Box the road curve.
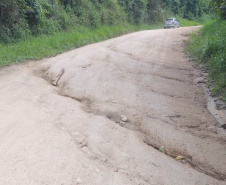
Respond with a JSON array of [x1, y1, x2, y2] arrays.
[[0, 26, 226, 185]]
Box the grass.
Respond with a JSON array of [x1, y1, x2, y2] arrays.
[[0, 24, 162, 67], [185, 20, 226, 101], [177, 18, 200, 27]]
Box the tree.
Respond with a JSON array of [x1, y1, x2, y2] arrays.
[[211, 0, 226, 19], [146, 0, 164, 23], [0, 0, 29, 43], [163, 0, 212, 20], [118, 0, 148, 24]]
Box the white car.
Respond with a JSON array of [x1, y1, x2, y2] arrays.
[[164, 18, 180, 29]]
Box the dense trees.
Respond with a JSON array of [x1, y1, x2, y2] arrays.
[[118, 0, 147, 24], [0, 0, 29, 43], [163, 0, 212, 20], [0, 0, 127, 43], [146, 0, 164, 23], [0, 0, 221, 44], [210, 0, 226, 19], [117, 0, 164, 24], [163, 0, 226, 20]]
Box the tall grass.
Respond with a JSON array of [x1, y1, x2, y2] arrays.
[[185, 20, 226, 100], [0, 24, 162, 67]]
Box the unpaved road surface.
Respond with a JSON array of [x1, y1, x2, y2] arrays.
[[0, 27, 226, 185]]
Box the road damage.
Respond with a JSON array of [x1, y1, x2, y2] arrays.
[[0, 27, 225, 185]]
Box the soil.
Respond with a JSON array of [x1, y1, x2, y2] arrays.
[[0, 26, 226, 185]]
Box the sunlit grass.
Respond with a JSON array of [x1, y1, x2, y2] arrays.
[[0, 24, 161, 67], [185, 20, 226, 100], [178, 18, 200, 27]]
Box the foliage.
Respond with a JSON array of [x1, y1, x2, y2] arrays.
[[1, 0, 214, 45], [77, 0, 126, 28], [163, 0, 214, 20], [0, 23, 162, 67], [146, 0, 165, 23], [186, 20, 226, 99], [177, 18, 200, 27], [25, 0, 75, 35], [0, 0, 128, 43], [118, 0, 148, 24], [0, 0, 30, 43], [210, 0, 226, 19], [196, 13, 215, 23]]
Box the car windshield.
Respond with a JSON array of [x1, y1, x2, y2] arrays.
[[166, 19, 173, 21]]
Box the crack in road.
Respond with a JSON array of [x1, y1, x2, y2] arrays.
[[57, 91, 226, 181], [2, 27, 225, 185]]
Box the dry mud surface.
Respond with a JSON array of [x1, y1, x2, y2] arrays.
[[0, 27, 226, 185]]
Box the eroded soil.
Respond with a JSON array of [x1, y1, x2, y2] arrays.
[[0, 26, 226, 185]]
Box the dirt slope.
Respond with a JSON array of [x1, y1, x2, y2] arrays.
[[0, 26, 226, 185]]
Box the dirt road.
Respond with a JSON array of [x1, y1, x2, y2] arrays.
[[0, 27, 226, 185]]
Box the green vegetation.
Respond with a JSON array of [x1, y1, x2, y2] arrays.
[[0, 0, 127, 44], [210, 0, 226, 19], [0, 0, 165, 67], [177, 18, 200, 27], [185, 0, 226, 100], [1, 0, 224, 102], [0, 0, 165, 44], [0, 0, 219, 68], [186, 20, 226, 100], [163, 0, 214, 21], [0, 0, 212, 44], [0, 24, 162, 67]]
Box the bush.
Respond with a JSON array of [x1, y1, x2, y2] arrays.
[[0, 0, 127, 44], [146, 0, 165, 24], [0, 0, 30, 43], [210, 0, 226, 20], [118, 0, 148, 24], [25, 0, 76, 35], [186, 20, 226, 100]]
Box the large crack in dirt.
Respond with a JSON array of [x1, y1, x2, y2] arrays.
[[56, 90, 226, 181], [38, 52, 226, 181]]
